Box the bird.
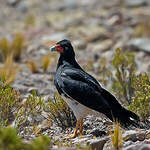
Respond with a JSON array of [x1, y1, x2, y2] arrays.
[[50, 39, 140, 138]]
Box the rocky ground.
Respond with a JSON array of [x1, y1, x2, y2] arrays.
[[0, 0, 150, 149]]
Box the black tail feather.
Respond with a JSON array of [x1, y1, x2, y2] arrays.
[[111, 107, 140, 128]]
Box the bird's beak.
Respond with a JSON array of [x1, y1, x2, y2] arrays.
[[50, 44, 64, 53]]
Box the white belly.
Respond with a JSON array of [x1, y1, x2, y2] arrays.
[[61, 94, 95, 120]]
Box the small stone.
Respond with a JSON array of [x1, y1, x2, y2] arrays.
[[125, 0, 149, 7], [89, 138, 108, 150], [123, 130, 137, 142], [124, 144, 150, 150], [42, 33, 67, 42], [7, 0, 19, 6], [27, 87, 38, 94], [126, 38, 150, 54], [146, 130, 150, 139], [92, 40, 113, 52], [137, 131, 146, 141], [16, 1, 28, 12], [51, 147, 79, 150], [90, 128, 106, 137], [73, 40, 86, 50]]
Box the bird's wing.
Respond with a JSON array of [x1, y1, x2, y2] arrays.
[[56, 68, 112, 112]]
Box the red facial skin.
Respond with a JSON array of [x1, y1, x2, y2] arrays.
[[55, 44, 64, 53]]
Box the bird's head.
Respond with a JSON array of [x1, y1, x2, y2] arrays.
[[50, 39, 75, 58]]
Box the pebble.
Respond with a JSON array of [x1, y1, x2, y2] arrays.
[[127, 38, 150, 54]]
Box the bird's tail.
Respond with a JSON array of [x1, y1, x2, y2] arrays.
[[111, 107, 140, 128]]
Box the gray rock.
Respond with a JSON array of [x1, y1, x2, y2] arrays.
[[123, 130, 146, 142], [127, 38, 150, 54], [90, 128, 106, 137], [91, 40, 113, 52], [73, 40, 86, 50], [7, 0, 19, 6], [52, 147, 79, 150], [125, 0, 149, 7], [124, 144, 150, 150], [51, 0, 78, 11], [89, 138, 108, 150], [123, 130, 137, 142], [16, 1, 28, 12], [42, 33, 67, 42]]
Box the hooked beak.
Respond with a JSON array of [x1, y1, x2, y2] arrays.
[[50, 44, 64, 53]]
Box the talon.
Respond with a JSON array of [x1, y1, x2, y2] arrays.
[[66, 132, 78, 139], [66, 120, 81, 139]]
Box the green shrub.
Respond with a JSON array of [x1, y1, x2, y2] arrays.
[[112, 48, 136, 104], [0, 126, 51, 150], [27, 135, 51, 150], [0, 81, 20, 126], [45, 92, 76, 129], [0, 126, 23, 150], [129, 74, 150, 121], [15, 91, 45, 134]]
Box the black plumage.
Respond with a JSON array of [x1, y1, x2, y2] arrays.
[[51, 39, 140, 128]]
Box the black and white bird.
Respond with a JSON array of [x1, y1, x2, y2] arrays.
[[50, 39, 140, 138]]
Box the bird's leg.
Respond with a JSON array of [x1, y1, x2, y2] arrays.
[[79, 118, 83, 138], [67, 120, 80, 139]]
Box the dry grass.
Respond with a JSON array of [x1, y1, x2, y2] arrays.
[[110, 122, 123, 150], [0, 37, 10, 61], [42, 54, 51, 72], [0, 55, 19, 85], [11, 33, 25, 61], [26, 60, 38, 73], [0, 33, 25, 62]]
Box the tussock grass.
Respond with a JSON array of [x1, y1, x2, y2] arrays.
[[0, 33, 25, 62], [26, 60, 38, 73], [11, 33, 25, 61], [0, 55, 19, 85], [110, 122, 123, 150], [42, 54, 51, 72]]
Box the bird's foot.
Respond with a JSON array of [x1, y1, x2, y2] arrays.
[[66, 132, 78, 139]]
